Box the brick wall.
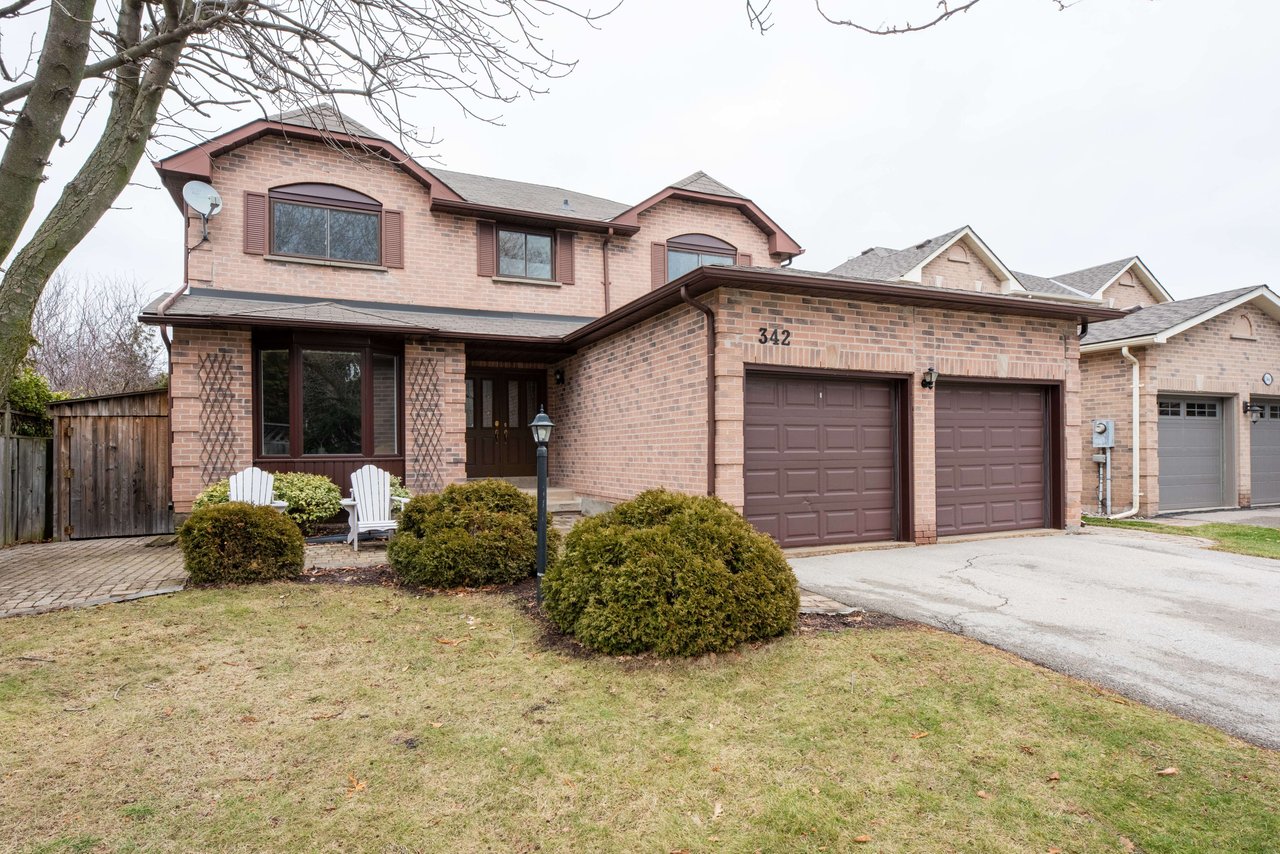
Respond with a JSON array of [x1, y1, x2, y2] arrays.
[[919, 238, 1007, 295], [548, 304, 708, 500], [187, 137, 779, 319], [1080, 301, 1280, 515], [169, 327, 254, 512], [549, 287, 1082, 543]]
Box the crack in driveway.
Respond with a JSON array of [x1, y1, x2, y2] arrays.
[[941, 552, 1009, 633]]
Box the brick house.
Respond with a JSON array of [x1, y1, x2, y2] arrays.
[[143, 108, 1122, 547], [1062, 273, 1280, 516]]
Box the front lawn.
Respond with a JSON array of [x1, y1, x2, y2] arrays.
[[1, 584, 1276, 852], [1085, 515, 1280, 560]]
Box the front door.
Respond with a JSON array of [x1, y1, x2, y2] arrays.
[[465, 371, 546, 478]]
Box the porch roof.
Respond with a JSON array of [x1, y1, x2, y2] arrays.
[[140, 288, 593, 345]]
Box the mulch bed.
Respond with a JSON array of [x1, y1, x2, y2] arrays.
[[299, 564, 397, 587]]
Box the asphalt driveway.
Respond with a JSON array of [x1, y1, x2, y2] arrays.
[[790, 529, 1280, 749]]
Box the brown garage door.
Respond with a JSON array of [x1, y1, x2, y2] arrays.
[[935, 384, 1047, 536], [744, 373, 899, 548]]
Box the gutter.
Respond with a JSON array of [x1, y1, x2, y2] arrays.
[[679, 284, 717, 497], [1108, 346, 1142, 519], [430, 198, 639, 235]]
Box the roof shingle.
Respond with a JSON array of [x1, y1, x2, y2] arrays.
[[826, 227, 967, 281], [1081, 286, 1261, 345]]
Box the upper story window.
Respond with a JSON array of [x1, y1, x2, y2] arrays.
[[666, 233, 736, 283], [270, 183, 382, 265], [947, 244, 970, 263], [498, 227, 553, 280]]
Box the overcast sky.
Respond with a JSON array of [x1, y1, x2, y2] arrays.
[[28, 0, 1280, 305]]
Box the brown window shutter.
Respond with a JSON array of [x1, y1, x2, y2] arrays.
[[651, 242, 667, 289], [737, 252, 752, 267], [556, 231, 575, 284], [243, 191, 268, 255], [382, 210, 404, 268], [476, 221, 496, 276]]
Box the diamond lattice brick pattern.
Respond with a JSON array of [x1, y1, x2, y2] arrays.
[[407, 356, 444, 492], [198, 351, 238, 483]]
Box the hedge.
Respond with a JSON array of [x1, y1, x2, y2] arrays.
[[178, 502, 304, 584]]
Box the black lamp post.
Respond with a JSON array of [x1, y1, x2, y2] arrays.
[[530, 407, 554, 604]]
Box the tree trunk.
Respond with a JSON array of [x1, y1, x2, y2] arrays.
[[0, 0, 96, 267], [0, 17, 187, 405]]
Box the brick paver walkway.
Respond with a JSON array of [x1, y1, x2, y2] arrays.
[[0, 538, 186, 618]]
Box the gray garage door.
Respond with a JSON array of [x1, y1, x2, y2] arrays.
[[1251, 400, 1280, 505], [744, 373, 899, 548], [1158, 397, 1226, 511], [935, 384, 1047, 536]]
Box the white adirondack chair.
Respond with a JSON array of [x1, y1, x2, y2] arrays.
[[229, 466, 288, 511], [341, 464, 408, 551]]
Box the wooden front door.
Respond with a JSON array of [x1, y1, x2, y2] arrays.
[[465, 371, 546, 478]]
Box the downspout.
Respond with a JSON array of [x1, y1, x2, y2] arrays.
[[1108, 345, 1141, 519], [601, 227, 613, 314], [680, 284, 716, 496]]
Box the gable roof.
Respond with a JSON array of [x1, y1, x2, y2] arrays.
[[153, 108, 800, 253], [826, 226, 1032, 295], [266, 105, 379, 139], [1012, 271, 1093, 299], [1081, 285, 1278, 350], [669, 171, 744, 199], [428, 168, 629, 222], [1052, 256, 1173, 303]]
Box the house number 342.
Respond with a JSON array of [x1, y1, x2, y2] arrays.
[[757, 327, 791, 346]]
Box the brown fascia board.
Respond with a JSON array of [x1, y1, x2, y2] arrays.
[[611, 187, 804, 258], [429, 198, 640, 235], [565, 267, 1127, 348], [151, 120, 465, 210], [140, 266, 1123, 354]]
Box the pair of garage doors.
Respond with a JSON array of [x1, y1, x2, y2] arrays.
[[1157, 396, 1280, 510], [744, 373, 1052, 548]]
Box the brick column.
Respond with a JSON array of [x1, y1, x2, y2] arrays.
[[169, 327, 253, 512], [911, 375, 937, 544], [403, 338, 467, 494]]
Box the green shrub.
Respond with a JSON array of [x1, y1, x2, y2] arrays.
[[178, 502, 304, 584], [542, 489, 798, 657], [389, 479, 554, 588], [192, 471, 345, 536], [6, 365, 63, 437]]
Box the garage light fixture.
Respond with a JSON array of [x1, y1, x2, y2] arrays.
[[921, 367, 939, 390], [1244, 400, 1265, 424]]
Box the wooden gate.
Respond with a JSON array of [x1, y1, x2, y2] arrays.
[[50, 390, 171, 540]]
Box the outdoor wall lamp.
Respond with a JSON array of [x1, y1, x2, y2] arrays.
[[1244, 400, 1265, 424], [530, 407, 554, 604], [921, 367, 939, 389]]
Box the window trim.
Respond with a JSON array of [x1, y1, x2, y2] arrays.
[[268, 183, 384, 266], [252, 332, 404, 460], [496, 225, 556, 281]]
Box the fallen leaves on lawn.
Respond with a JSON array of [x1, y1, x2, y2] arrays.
[[239, 715, 259, 724], [976, 790, 992, 800], [345, 774, 366, 796], [1018, 744, 1036, 755], [310, 711, 342, 721], [853, 835, 872, 844], [431, 721, 444, 728], [712, 802, 723, 821], [1047, 771, 1060, 783], [910, 731, 929, 739], [1120, 836, 1136, 852], [1156, 766, 1179, 776]]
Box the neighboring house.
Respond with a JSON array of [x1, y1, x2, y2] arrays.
[[143, 108, 1120, 548], [1076, 284, 1280, 515]]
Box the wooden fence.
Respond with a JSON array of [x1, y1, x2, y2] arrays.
[[50, 389, 171, 540], [1, 406, 52, 546]]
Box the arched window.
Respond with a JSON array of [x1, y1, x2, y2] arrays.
[[269, 183, 383, 264], [1118, 270, 1137, 286], [946, 243, 970, 263], [666, 233, 737, 283]]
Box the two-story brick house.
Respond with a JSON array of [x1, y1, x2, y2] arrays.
[[144, 107, 1122, 547]]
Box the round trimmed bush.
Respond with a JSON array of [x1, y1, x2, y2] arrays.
[[178, 502, 304, 585], [192, 471, 356, 536], [388, 479, 553, 588], [542, 489, 799, 657]]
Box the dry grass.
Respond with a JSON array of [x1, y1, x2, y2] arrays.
[[1, 583, 1277, 853], [1085, 516, 1280, 560]]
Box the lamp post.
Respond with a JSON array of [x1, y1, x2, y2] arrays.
[[530, 407, 554, 605]]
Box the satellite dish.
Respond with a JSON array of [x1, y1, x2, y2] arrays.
[[182, 180, 222, 217], [182, 180, 223, 244]]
